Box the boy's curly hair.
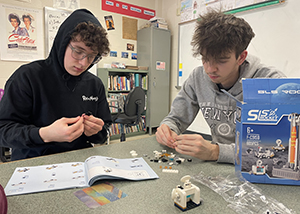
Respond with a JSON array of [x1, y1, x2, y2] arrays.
[[191, 10, 255, 60], [71, 21, 110, 56]]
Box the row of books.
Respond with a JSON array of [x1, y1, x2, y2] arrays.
[[107, 93, 126, 113], [108, 73, 148, 91], [109, 116, 146, 136], [107, 93, 147, 113], [151, 21, 168, 30], [150, 17, 168, 30], [140, 17, 169, 30]]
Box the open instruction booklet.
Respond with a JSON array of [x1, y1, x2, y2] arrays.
[[5, 155, 159, 196]]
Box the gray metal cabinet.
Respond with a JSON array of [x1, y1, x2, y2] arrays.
[[137, 27, 171, 134]]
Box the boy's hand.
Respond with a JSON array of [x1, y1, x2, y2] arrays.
[[174, 134, 219, 161], [82, 114, 105, 137], [155, 124, 178, 149], [39, 116, 84, 143]]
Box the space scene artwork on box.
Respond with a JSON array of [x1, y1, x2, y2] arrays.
[[235, 78, 300, 185]]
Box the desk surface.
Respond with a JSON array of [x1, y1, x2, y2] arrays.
[[0, 136, 298, 214]]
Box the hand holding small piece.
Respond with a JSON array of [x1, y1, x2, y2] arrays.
[[82, 112, 105, 137], [155, 124, 178, 149], [39, 116, 84, 143], [174, 134, 219, 161]]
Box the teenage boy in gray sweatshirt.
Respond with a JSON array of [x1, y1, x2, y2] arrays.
[[156, 10, 285, 164]]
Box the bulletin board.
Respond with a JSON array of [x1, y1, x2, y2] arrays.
[[122, 16, 137, 40], [177, 0, 285, 87], [44, 7, 72, 56]]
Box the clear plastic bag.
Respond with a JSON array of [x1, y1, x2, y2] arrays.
[[192, 172, 296, 214]]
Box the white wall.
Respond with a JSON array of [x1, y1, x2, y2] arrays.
[[160, 0, 300, 135], [242, 1, 300, 77], [0, 0, 159, 89], [1, 0, 297, 136]]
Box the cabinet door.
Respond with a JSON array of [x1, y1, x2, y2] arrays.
[[138, 27, 171, 131], [148, 28, 171, 128]]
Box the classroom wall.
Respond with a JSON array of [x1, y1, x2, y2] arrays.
[[2, 0, 297, 136], [160, 0, 181, 107], [160, 0, 210, 134], [0, 0, 161, 89], [160, 0, 300, 135]]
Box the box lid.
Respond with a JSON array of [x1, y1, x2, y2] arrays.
[[242, 78, 300, 104]]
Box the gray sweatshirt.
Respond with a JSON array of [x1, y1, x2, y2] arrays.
[[161, 54, 286, 164]]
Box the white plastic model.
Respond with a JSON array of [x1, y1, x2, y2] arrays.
[[252, 159, 267, 175], [171, 175, 201, 211]]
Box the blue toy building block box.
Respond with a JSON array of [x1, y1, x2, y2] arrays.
[[235, 78, 300, 185]]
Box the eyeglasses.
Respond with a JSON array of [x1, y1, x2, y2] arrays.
[[69, 44, 102, 64]]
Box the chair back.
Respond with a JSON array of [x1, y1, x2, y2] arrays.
[[124, 87, 145, 119]]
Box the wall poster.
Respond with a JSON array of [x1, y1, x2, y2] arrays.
[[44, 7, 72, 56], [0, 4, 44, 61]]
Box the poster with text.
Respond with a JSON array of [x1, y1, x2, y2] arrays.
[[53, 0, 80, 10], [0, 4, 44, 61]]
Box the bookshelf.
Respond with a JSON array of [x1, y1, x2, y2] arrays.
[[97, 68, 148, 139]]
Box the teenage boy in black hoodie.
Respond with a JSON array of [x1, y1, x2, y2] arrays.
[[0, 9, 112, 161]]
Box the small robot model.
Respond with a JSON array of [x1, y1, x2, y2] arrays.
[[252, 159, 268, 175], [171, 175, 201, 211]]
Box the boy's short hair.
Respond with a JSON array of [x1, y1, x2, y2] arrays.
[[70, 21, 110, 56], [191, 10, 255, 60]]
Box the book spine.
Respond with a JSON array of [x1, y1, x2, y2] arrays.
[[134, 73, 138, 87]]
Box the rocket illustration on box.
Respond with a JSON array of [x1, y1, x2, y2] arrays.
[[273, 113, 300, 180]]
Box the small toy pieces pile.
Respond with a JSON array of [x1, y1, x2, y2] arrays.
[[149, 150, 192, 173], [150, 150, 191, 164], [129, 149, 192, 173]]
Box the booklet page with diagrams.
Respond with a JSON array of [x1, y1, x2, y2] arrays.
[[5, 155, 159, 196]]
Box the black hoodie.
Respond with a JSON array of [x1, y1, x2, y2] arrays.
[[0, 9, 112, 161]]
